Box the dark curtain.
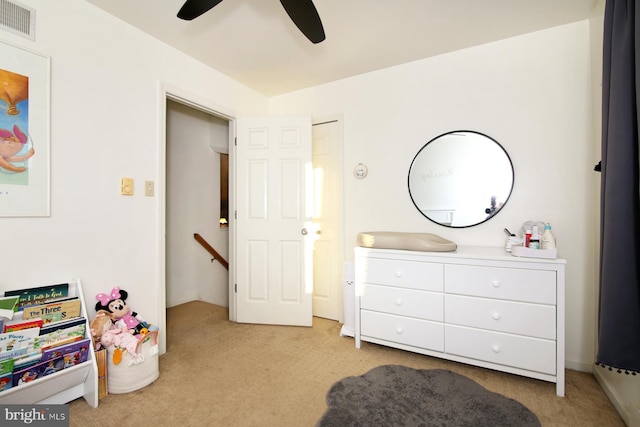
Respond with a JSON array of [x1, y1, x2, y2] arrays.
[[597, 0, 640, 374]]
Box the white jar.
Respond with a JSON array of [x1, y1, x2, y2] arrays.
[[505, 236, 522, 252]]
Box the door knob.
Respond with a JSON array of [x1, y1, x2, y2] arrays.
[[301, 228, 308, 235]]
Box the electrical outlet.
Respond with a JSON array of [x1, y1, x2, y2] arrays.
[[120, 177, 134, 195], [145, 180, 154, 197]]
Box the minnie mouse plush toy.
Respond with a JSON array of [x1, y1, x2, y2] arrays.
[[95, 287, 149, 337]]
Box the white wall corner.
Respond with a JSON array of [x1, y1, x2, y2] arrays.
[[593, 368, 640, 427]]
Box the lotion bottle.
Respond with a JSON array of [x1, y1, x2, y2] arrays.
[[529, 225, 540, 249], [525, 229, 532, 247], [542, 223, 556, 250]]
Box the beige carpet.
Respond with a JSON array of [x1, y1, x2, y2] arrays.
[[69, 301, 624, 426]]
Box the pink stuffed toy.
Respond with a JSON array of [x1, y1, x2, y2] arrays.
[[90, 310, 115, 351], [95, 286, 149, 337], [100, 326, 139, 364]]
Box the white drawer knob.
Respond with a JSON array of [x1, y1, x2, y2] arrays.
[[492, 345, 501, 353], [395, 270, 403, 278], [395, 298, 403, 306], [492, 312, 501, 320], [491, 280, 500, 288], [396, 327, 403, 334]]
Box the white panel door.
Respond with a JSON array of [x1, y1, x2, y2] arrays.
[[236, 116, 313, 326]]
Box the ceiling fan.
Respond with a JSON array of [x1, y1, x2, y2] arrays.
[[177, 0, 326, 44]]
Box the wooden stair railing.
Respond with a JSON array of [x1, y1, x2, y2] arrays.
[[194, 233, 229, 270]]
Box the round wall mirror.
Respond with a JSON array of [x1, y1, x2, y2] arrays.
[[408, 130, 514, 228]]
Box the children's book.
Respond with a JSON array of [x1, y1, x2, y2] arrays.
[[3, 317, 44, 333], [0, 374, 11, 392], [12, 355, 64, 387], [40, 336, 84, 353], [12, 350, 43, 370], [4, 283, 69, 311], [0, 327, 40, 353], [37, 322, 85, 345], [0, 295, 19, 319], [36, 323, 86, 351], [0, 348, 27, 362], [0, 359, 13, 375], [41, 338, 91, 365], [39, 316, 86, 336], [95, 348, 107, 399], [0, 359, 13, 392], [22, 298, 81, 323]]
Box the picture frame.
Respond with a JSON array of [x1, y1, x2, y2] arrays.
[[0, 40, 50, 217]]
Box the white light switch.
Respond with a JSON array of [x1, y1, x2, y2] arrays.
[[145, 180, 154, 197]]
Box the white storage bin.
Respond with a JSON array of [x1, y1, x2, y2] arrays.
[[106, 330, 159, 394]]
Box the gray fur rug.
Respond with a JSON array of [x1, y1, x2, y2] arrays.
[[317, 365, 541, 427]]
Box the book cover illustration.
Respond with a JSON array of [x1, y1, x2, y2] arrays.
[[4, 283, 69, 311], [0, 371, 12, 392], [0, 327, 40, 353], [0, 359, 14, 392], [40, 335, 84, 353], [0, 295, 19, 319], [39, 316, 86, 336], [12, 350, 42, 370], [0, 359, 12, 392], [36, 322, 86, 350], [3, 317, 44, 333], [0, 348, 27, 362], [0, 358, 14, 375], [22, 298, 81, 323], [42, 338, 91, 367], [12, 355, 64, 387]]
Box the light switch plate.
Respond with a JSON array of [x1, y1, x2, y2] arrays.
[[145, 180, 154, 197], [121, 177, 134, 195]]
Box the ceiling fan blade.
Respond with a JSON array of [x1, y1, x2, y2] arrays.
[[279, 0, 325, 44], [177, 0, 224, 21]]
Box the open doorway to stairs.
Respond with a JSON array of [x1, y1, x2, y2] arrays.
[[165, 99, 231, 312], [162, 92, 345, 337]]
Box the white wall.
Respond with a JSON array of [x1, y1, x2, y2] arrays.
[[0, 0, 606, 377], [0, 0, 268, 351], [166, 100, 229, 308], [270, 21, 598, 371]]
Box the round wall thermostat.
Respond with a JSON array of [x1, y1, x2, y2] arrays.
[[353, 163, 368, 179]]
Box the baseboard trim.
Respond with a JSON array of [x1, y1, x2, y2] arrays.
[[593, 367, 637, 426], [565, 359, 593, 372], [167, 294, 199, 308]]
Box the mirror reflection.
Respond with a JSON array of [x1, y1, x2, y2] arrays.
[[408, 130, 514, 228]]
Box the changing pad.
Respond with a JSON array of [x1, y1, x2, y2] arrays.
[[357, 231, 457, 252]]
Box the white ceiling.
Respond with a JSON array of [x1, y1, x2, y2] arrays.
[[84, 0, 600, 97]]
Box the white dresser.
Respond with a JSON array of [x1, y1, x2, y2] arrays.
[[354, 246, 566, 396]]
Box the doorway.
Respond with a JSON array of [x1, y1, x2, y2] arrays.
[[165, 99, 231, 309], [160, 91, 345, 342]]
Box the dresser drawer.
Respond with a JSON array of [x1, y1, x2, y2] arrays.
[[361, 310, 444, 352], [445, 295, 555, 339], [445, 264, 556, 304], [359, 257, 443, 291], [445, 325, 556, 375], [361, 284, 443, 321]]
